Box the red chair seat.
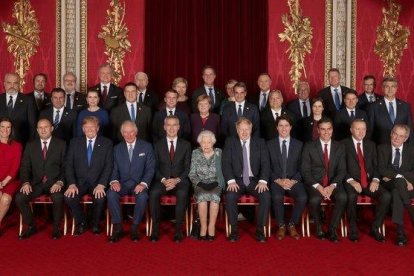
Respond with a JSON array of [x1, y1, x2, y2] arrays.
[[160, 195, 177, 204], [120, 195, 136, 204], [32, 195, 53, 203], [81, 194, 93, 202], [357, 195, 374, 204], [283, 196, 295, 204], [238, 195, 258, 204]]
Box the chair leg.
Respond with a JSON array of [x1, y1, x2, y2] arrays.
[[225, 211, 229, 237], [71, 217, 75, 236], [185, 208, 189, 237], [301, 210, 306, 237], [106, 208, 110, 236], [306, 211, 310, 237], [63, 208, 67, 236], [189, 204, 194, 234], [19, 213, 23, 236], [343, 213, 348, 237], [340, 218, 345, 237], [145, 209, 149, 237], [267, 213, 271, 237]]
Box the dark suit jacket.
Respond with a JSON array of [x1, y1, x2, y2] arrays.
[[110, 102, 152, 143], [318, 86, 352, 119], [191, 86, 224, 114], [298, 115, 330, 143], [222, 136, 270, 183], [140, 89, 159, 112], [301, 139, 346, 187], [267, 137, 303, 182], [357, 92, 383, 112], [152, 109, 191, 142], [153, 138, 191, 182], [111, 140, 155, 187], [20, 137, 66, 186], [368, 98, 413, 144], [190, 113, 220, 146], [90, 83, 125, 111], [287, 98, 310, 119], [0, 93, 36, 143], [260, 107, 297, 141], [342, 138, 379, 182], [248, 91, 270, 112], [67, 91, 87, 111], [221, 101, 260, 138], [377, 143, 414, 184], [65, 136, 113, 187], [27, 91, 51, 112], [333, 107, 368, 140], [39, 107, 77, 144]]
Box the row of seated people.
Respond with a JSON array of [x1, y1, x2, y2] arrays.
[[0, 112, 413, 246], [1, 67, 412, 150]]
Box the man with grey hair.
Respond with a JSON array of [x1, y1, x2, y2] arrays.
[[135, 71, 159, 112], [62, 72, 87, 111], [287, 80, 311, 119]]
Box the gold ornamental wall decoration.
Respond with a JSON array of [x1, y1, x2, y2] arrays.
[[98, 0, 131, 85], [278, 0, 312, 93], [2, 0, 40, 90], [374, 0, 410, 77]]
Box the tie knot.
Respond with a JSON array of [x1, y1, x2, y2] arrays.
[[395, 148, 400, 152], [170, 140, 174, 145], [242, 140, 247, 146], [282, 140, 286, 145], [103, 85, 107, 89], [208, 87, 213, 92], [43, 141, 47, 146], [324, 143, 328, 150], [88, 139, 93, 144], [357, 142, 361, 147], [275, 112, 279, 117], [56, 109, 60, 113], [334, 88, 338, 93]]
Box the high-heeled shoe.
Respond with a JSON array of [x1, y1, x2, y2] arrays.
[[207, 234, 215, 241]]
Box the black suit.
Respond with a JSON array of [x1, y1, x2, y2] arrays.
[[221, 102, 260, 138], [110, 102, 152, 143], [152, 109, 191, 142], [287, 98, 311, 119], [223, 136, 270, 228], [333, 108, 368, 140], [0, 93, 36, 144], [66, 91, 87, 111], [16, 137, 66, 228], [149, 138, 191, 234], [248, 91, 270, 112], [298, 115, 330, 143], [260, 107, 297, 141], [64, 136, 113, 227], [318, 86, 352, 119], [139, 89, 159, 112], [27, 91, 51, 113], [267, 137, 307, 225], [342, 138, 391, 233], [301, 139, 347, 231], [191, 86, 224, 114], [377, 143, 414, 226], [368, 98, 412, 144], [357, 92, 383, 112], [39, 107, 77, 144], [90, 83, 125, 112]]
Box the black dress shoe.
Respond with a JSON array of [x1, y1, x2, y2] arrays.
[[150, 234, 159, 242], [207, 235, 215, 241], [174, 231, 183, 243], [228, 230, 239, 242], [74, 223, 87, 236], [19, 225, 37, 240], [328, 229, 339, 243], [315, 225, 325, 240], [130, 231, 139, 242], [92, 225, 102, 235], [109, 231, 124, 243], [52, 228, 62, 240], [396, 233, 407, 246], [370, 229, 385, 243], [255, 229, 266, 243], [349, 231, 359, 243]]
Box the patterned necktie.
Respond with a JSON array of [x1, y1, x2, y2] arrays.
[[275, 112, 279, 120], [130, 103, 136, 121], [54, 110, 60, 128], [102, 85, 108, 103], [208, 87, 215, 105], [302, 101, 308, 117], [356, 142, 368, 188], [389, 102, 395, 123], [242, 141, 250, 186], [281, 140, 288, 178], [237, 105, 243, 118], [334, 88, 341, 110], [128, 144, 133, 162], [369, 95, 374, 103], [169, 110, 173, 116], [66, 94, 72, 110], [260, 93, 267, 111], [322, 143, 329, 187], [7, 95, 13, 115], [169, 140, 175, 161], [87, 139, 93, 166], [393, 148, 400, 169], [350, 110, 355, 120]]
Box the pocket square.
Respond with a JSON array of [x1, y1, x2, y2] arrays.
[[110, 96, 118, 98], [139, 153, 146, 156]]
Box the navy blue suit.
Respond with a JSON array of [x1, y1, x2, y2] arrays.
[[107, 140, 155, 225], [357, 92, 383, 112], [221, 101, 260, 138], [152, 109, 191, 142], [333, 108, 368, 140]]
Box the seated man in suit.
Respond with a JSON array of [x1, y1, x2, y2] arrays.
[[260, 89, 296, 141], [152, 89, 191, 142], [135, 72, 159, 113], [334, 90, 368, 140], [62, 72, 87, 112], [377, 124, 414, 246], [343, 119, 391, 242], [64, 116, 113, 235], [27, 73, 51, 113], [223, 118, 270, 242], [16, 119, 66, 239], [301, 117, 347, 242], [287, 80, 311, 119], [150, 115, 191, 242], [39, 88, 77, 144], [369, 77, 412, 144], [191, 66, 223, 113], [267, 115, 307, 240], [110, 82, 152, 143], [318, 68, 351, 119], [357, 75, 383, 112], [221, 82, 260, 138], [89, 63, 124, 112], [108, 121, 155, 243]]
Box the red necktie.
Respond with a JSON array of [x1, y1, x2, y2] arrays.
[[322, 143, 329, 187], [356, 142, 368, 188], [169, 140, 175, 161], [102, 85, 108, 103], [42, 141, 48, 183]]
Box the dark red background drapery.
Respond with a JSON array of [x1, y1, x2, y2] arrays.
[[144, 0, 268, 96]]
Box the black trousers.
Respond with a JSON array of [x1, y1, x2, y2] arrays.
[[15, 183, 63, 227], [383, 178, 414, 226]]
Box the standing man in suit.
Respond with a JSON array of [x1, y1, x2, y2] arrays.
[[287, 80, 311, 119], [260, 89, 296, 141], [27, 73, 51, 113], [343, 119, 390, 242], [16, 119, 66, 239], [191, 66, 223, 113], [135, 72, 159, 112], [369, 77, 412, 144], [110, 82, 152, 143], [357, 75, 383, 112], [149, 115, 191, 242], [221, 82, 260, 138], [64, 116, 113, 235], [62, 72, 87, 112], [152, 89, 190, 142], [334, 90, 369, 140], [377, 124, 414, 246], [301, 117, 347, 242], [318, 68, 351, 119], [39, 88, 77, 144], [223, 118, 270, 242], [267, 115, 307, 240], [107, 121, 155, 242], [90, 63, 124, 112], [0, 73, 36, 144], [250, 73, 271, 112]]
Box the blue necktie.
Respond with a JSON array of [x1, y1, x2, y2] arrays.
[[389, 102, 395, 123], [87, 139, 93, 167], [130, 104, 136, 121], [393, 148, 400, 169], [281, 140, 287, 178], [260, 93, 267, 111], [54, 110, 60, 128], [334, 88, 341, 110], [242, 141, 250, 186], [237, 104, 243, 118], [350, 110, 355, 120], [208, 87, 215, 105]]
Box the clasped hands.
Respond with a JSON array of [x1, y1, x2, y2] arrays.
[[316, 185, 335, 200], [275, 178, 296, 190], [162, 178, 180, 191]]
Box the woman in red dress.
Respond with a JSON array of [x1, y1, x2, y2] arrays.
[[0, 117, 22, 233]]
